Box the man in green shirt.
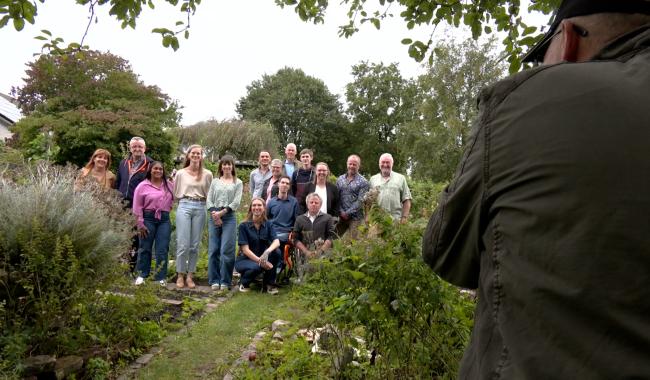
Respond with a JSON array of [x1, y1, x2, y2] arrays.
[[369, 153, 411, 222]]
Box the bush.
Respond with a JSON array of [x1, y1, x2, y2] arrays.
[[298, 207, 474, 379], [0, 163, 163, 373]]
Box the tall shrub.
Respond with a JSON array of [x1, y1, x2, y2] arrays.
[[0, 164, 133, 371]]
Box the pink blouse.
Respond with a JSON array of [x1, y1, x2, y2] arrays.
[[132, 179, 174, 229]]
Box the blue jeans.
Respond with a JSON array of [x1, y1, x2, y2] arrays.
[[207, 211, 237, 287], [175, 199, 207, 273], [136, 211, 171, 281], [234, 249, 281, 287]]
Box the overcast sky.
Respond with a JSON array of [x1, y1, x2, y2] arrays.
[[1, 1, 548, 126]]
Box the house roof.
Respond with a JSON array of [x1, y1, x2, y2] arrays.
[[0, 93, 22, 124]]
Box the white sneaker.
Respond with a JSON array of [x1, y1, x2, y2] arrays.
[[239, 284, 250, 293], [211, 283, 221, 291], [267, 286, 279, 295], [134, 277, 145, 286], [159, 280, 167, 287]]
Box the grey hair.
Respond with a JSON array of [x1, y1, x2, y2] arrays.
[[305, 192, 322, 204], [129, 136, 145, 146]]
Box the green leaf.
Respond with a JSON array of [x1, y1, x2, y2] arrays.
[[184, 30, 189, 39], [401, 38, 412, 45], [13, 17, 24, 31], [370, 18, 380, 29], [484, 25, 492, 34], [41, 29, 52, 36], [34, 35, 47, 40], [175, 20, 184, 26], [0, 15, 9, 28], [522, 26, 536, 35], [348, 270, 365, 280], [170, 37, 179, 51]]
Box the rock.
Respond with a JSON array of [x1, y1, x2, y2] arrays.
[[271, 320, 290, 332], [130, 362, 142, 369], [223, 373, 234, 380], [149, 347, 162, 355], [297, 328, 316, 343], [135, 353, 154, 365], [252, 331, 267, 342], [54, 355, 83, 380], [272, 332, 283, 341], [22, 355, 56, 376], [160, 298, 183, 306]]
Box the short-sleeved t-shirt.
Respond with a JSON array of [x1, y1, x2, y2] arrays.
[[369, 171, 412, 220]]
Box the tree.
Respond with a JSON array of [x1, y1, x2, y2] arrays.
[[236, 67, 349, 173], [276, 0, 558, 72], [344, 61, 417, 173], [175, 119, 280, 162], [2, 1, 560, 71], [10, 50, 180, 167], [401, 37, 506, 182]]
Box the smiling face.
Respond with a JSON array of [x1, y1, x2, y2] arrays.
[[150, 163, 164, 180], [316, 163, 328, 182], [271, 162, 283, 178], [379, 155, 393, 177], [250, 198, 266, 218], [347, 156, 360, 176], [188, 147, 203, 164], [221, 162, 232, 175], [259, 151, 271, 167], [93, 153, 109, 169], [285, 144, 297, 160], [129, 140, 146, 161]]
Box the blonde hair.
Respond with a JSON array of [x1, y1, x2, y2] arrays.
[[82, 148, 112, 175], [183, 144, 205, 181]]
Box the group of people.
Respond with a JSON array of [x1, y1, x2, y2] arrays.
[[76, 139, 413, 294]]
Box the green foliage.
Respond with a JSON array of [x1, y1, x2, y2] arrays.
[[236, 67, 349, 174], [0, 0, 202, 52], [298, 207, 474, 378], [408, 179, 447, 220], [175, 119, 280, 162], [0, 163, 163, 373], [345, 61, 418, 173], [9, 50, 180, 168], [86, 357, 111, 380], [276, 0, 560, 72], [235, 336, 329, 379], [401, 37, 506, 182]]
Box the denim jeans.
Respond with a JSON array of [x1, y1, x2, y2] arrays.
[[136, 211, 171, 281], [207, 211, 237, 287], [234, 249, 281, 287], [175, 199, 207, 273]]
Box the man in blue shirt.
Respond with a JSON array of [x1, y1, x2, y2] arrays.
[[267, 175, 299, 249]]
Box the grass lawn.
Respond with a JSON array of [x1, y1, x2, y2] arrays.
[[136, 290, 307, 379]]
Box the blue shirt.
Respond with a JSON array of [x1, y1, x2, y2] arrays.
[[336, 173, 370, 220], [267, 195, 299, 234], [237, 220, 277, 261]]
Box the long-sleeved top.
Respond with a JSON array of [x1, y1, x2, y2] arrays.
[[206, 177, 243, 215], [266, 195, 299, 235], [249, 167, 272, 198], [336, 173, 369, 221], [293, 211, 336, 245], [132, 179, 174, 229], [173, 168, 213, 200], [115, 155, 152, 208], [291, 167, 315, 211]]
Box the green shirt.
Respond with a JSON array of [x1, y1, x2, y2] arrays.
[[369, 171, 411, 220]]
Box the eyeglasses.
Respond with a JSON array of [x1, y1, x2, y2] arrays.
[[532, 24, 589, 66]]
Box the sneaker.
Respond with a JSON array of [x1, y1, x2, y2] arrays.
[[211, 283, 221, 291], [267, 286, 279, 295], [220, 284, 230, 291], [239, 284, 250, 293], [134, 276, 145, 286], [159, 280, 167, 287]]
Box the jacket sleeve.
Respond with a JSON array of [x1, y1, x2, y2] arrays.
[[422, 123, 485, 289], [329, 183, 340, 216]]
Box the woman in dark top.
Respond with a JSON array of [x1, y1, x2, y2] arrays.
[[303, 162, 339, 217], [235, 197, 281, 294]]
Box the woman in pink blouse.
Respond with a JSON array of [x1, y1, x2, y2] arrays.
[[132, 161, 174, 286]]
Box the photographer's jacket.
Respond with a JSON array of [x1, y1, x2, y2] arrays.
[[423, 25, 650, 379]]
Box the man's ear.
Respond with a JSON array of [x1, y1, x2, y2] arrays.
[[560, 20, 581, 62]]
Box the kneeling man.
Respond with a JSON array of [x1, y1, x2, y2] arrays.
[[294, 193, 336, 258]]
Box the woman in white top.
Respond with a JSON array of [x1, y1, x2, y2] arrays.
[[173, 144, 213, 289], [206, 155, 243, 291]]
